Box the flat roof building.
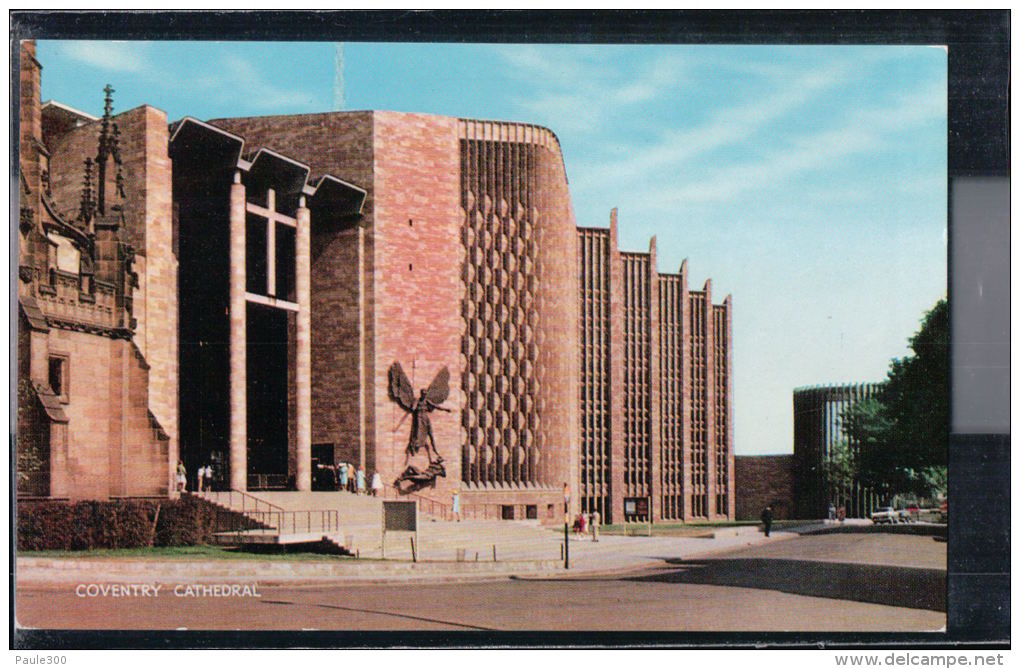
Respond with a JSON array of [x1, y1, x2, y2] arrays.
[[793, 382, 883, 518]]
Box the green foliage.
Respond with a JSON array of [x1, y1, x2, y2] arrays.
[[843, 397, 898, 496], [16, 379, 44, 485], [17, 498, 218, 551], [823, 439, 856, 501], [842, 299, 948, 500]]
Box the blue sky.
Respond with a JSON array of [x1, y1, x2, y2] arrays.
[[36, 40, 948, 455]]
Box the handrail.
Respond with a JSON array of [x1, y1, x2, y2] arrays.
[[227, 509, 340, 536], [221, 488, 284, 514]]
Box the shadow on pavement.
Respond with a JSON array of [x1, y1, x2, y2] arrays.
[[626, 558, 946, 612], [795, 524, 947, 537]]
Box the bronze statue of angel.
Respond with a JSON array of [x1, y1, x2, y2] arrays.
[[388, 362, 452, 466]]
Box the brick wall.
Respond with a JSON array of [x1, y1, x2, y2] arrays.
[[371, 112, 464, 492], [41, 329, 168, 500], [735, 454, 795, 520]]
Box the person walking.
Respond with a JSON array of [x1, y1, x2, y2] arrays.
[[828, 503, 837, 522], [202, 463, 213, 492], [370, 471, 383, 497], [176, 460, 187, 493], [451, 489, 461, 522], [356, 466, 366, 495], [761, 505, 774, 537], [591, 510, 600, 542], [338, 462, 349, 492]]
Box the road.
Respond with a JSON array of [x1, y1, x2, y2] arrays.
[[15, 531, 946, 632]]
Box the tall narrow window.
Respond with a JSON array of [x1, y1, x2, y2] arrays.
[[49, 356, 68, 401]]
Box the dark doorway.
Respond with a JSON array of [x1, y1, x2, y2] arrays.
[[247, 303, 289, 488], [313, 443, 336, 466], [176, 177, 230, 485]]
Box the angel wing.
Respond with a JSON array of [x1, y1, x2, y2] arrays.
[[387, 362, 415, 412], [424, 366, 450, 406]]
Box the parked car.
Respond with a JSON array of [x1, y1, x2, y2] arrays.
[[870, 506, 898, 524]]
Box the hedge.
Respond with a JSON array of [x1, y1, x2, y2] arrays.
[[16, 496, 221, 551]]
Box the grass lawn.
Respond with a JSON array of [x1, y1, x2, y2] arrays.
[[19, 544, 358, 561]]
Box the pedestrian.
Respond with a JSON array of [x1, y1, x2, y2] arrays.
[[761, 505, 774, 537], [828, 503, 836, 522], [370, 471, 383, 497], [838, 505, 846, 523], [573, 513, 585, 540], [176, 460, 187, 493], [203, 463, 213, 492], [451, 489, 461, 522], [356, 466, 366, 494], [339, 461, 349, 492], [591, 510, 600, 542]]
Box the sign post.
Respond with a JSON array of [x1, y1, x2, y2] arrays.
[[624, 496, 652, 535], [382, 500, 418, 562]]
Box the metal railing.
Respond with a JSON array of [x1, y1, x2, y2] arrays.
[[224, 509, 340, 536], [213, 489, 284, 515], [196, 490, 341, 538]]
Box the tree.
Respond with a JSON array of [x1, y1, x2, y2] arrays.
[[842, 397, 897, 497], [823, 439, 856, 508], [16, 378, 44, 489], [884, 299, 949, 480], [845, 299, 948, 500]]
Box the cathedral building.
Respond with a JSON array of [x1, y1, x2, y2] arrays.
[[16, 41, 733, 522]]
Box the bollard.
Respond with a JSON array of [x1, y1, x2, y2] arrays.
[[492, 544, 497, 562], [560, 542, 565, 560], [475, 552, 479, 562]]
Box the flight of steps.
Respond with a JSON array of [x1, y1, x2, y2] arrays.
[[192, 489, 562, 561]]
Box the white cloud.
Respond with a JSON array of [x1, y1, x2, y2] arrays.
[[498, 46, 689, 134], [573, 57, 863, 194], [59, 41, 148, 73], [666, 78, 945, 205], [192, 52, 317, 112]]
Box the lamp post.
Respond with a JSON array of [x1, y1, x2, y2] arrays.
[[563, 482, 570, 570]]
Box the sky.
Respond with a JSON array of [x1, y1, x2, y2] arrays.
[[36, 40, 948, 455]]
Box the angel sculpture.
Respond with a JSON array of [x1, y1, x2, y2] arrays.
[[388, 362, 452, 467]]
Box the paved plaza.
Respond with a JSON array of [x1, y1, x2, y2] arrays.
[[16, 524, 946, 632]]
